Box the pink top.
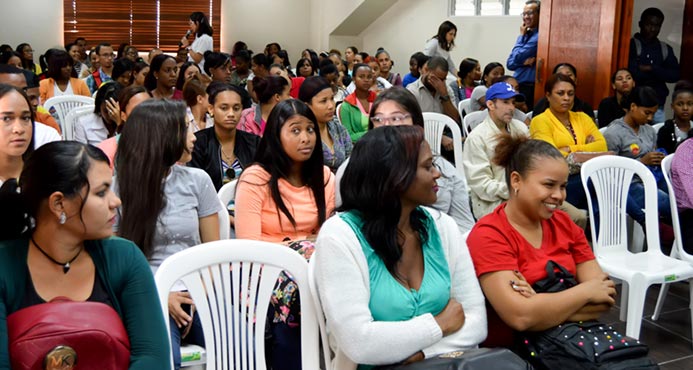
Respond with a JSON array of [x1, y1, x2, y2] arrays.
[[238, 106, 264, 136], [671, 138, 693, 210], [97, 135, 119, 171], [235, 165, 335, 242]]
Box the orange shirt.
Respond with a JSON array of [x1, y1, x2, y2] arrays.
[[235, 165, 335, 242]]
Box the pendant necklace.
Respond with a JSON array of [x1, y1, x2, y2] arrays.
[[31, 237, 83, 274]]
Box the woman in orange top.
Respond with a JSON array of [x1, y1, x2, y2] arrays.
[[38, 50, 90, 102], [234, 98, 334, 370], [530, 73, 606, 210]]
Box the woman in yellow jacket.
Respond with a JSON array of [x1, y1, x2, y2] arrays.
[[39, 49, 91, 103], [530, 73, 607, 209]]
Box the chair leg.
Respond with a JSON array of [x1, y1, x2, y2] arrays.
[[625, 277, 648, 340], [689, 279, 693, 349], [620, 282, 629, 322], [652, 283, 670, 320]]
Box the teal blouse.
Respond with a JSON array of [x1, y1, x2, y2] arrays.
[[340, 208, 451, 368]]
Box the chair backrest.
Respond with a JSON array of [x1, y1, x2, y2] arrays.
[[599, 126, 608, 134], [154, 240, 320, 370], [458, 98, 471, 117], [463, 110, 488, 134], [422, 112, 464, 177], [526, 111, 533, 121], [652, 122, 665, 134], [661, 154, 691, 263], [43, 95, 95, 132], [62, 105, 94, 141], [307, 252, 332, 370], [217, 180, 237, 240], [581, 155, 662, 257]]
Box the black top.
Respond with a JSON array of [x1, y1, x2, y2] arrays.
[[189, 127, 261, 191], [533, 96, 595, 120], [20, 267, 112, 309], [597, 96, 625, 128], [657, 119, 693, 155]]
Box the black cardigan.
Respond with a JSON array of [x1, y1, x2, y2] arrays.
[[657, 119, 693, 155], [189, 127, 260, 191]]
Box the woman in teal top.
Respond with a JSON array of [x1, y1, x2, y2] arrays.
[[314, 126, 487, 369], [0, 141, 170, 369]]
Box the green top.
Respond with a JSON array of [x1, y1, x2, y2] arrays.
[[0, 237, 171, 370], [340, 208, 451, 369], [340, 101, 370, 143]]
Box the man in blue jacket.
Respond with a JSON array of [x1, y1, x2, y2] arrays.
[[507, 0, 539, 108], [629, 7, 680, 123]]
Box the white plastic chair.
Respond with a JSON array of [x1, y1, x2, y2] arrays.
[[43, 95, 94, 132], [423, 112, 464, 178], [462, 110, 488, 135], [62, 105, 94, 141], [217, 180, 238, 240], [154, 240, 321, 370], [580, 155, 693, 340], [458, 98, 471, 117], [652, 122, 664, 134], [599, 126, 608, 134], [307, 251, 333, 370], [652, 154, 693, 321]]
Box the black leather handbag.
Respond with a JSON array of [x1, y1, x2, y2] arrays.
[[376, 348, 532, 370]]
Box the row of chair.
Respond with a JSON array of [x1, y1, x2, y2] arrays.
[[42, 95, 95, 141]]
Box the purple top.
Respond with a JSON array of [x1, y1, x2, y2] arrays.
[[672, 138, 693, 210]]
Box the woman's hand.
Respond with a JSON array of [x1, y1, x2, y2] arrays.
[[558, 146, 571, 153], [510, 270, 536, 298], [434, 299, 465, 336], [169, 291, 194, 328], [401, 351, 425, 365], [582, 273, 617, 306], [180, 37, 190, 49], [585, 134, 596, 144], [105, 97, 122, 126], [441, 136, 454, 151], [640, 151, 665, 166]]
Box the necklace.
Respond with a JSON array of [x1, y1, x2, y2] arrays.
[[31, 237, 83, 274]]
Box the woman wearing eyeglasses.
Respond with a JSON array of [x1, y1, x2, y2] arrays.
[[189, 82, 260, 191]]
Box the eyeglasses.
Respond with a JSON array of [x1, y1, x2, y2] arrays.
[[521, 11, 536, 17], [370, 114, 412, 125]]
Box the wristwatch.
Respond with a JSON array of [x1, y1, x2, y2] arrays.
[[439, 95, 451, 102]]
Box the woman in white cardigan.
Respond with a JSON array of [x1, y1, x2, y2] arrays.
[[314, 125, 487, 369]]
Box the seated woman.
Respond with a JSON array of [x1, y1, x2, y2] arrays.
[[66, 43, 89, 78], [38, 49, 90, 102], [144, 54, 177, 99], [657, 85, 693, 154], [0, 85, 34, 188], [315, 125, 486, 369], [116, 99, 221, 370], [296, 57, 315, 78], [450, 57, 480, 102], [111, 57, 134, 87], [172, 61, 201, 100], [299, 76, 352, 172], [340, 63, 376, 143], [672, 137, 693, 254], [467, 134, 615, 350], [0, 141, 170, 368], [132, 61, 149, 88], [597, 68, 634, 128], [74, 82, 121, 146], [189, 82, 259, 191], [469, 62, 504, 113], [533, 63, 595, 120], [375, 49, 402, 87], [402, 52, 428, 88], [235, 99, 335, 370], [229, 50, 251, 88], [204, 51, 232, 84], [182, 77, 212, 133], [530, 73, 607, 210], [238, 75, 290, 136], [603, 85, 671, 228]]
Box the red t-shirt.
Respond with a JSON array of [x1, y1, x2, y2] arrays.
[[467, 203, 595, 347]]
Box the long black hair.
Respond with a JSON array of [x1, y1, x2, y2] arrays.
[[339, 125, 430, 277], [0, 141, 109, 240], [144, 54, 176, 92], [94, 82, 121, 137], [0, 84, 35, 161], [115, 99, 187, 258], [246, 99, 327, 229], [190, 11, 213, 37], [434, 21, 457, 51]]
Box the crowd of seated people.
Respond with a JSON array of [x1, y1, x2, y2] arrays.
[[1, 5, 691, 369]]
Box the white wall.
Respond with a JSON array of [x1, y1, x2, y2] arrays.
[[356, 0, 520, 77], [0, 0, 63, 58]]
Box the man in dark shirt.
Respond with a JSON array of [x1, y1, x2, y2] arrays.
[[628, 7, 680, 123]]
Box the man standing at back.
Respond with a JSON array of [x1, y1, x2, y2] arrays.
[[629, 7, 680, 123], [507, 0, 540, 108]]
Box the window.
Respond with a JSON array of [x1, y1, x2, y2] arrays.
[[451, 0, 526, 16], [63, 0, 221, 52]]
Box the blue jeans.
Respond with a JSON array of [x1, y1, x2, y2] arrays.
[[625, 181, 670, 226], [566, 173, 588, 210], [170, 307, 205, 370]]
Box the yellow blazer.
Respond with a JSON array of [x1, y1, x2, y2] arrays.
[[39, 78, 91, 103], [530, 109, 607, 157]]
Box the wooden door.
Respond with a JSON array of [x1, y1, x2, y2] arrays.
[[535, 0, 634, 108]]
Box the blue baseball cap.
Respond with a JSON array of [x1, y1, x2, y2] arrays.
[[486, 82, 525, 101]]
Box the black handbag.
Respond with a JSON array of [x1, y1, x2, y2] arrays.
[[376, 348, 532, 370], [514, 261, 659, 370]]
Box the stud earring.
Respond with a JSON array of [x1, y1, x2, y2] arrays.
[[514, 188, 519, 196], [59, 212, 67, 225]]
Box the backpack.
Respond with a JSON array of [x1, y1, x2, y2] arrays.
[[633, 38, 669, 61]]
